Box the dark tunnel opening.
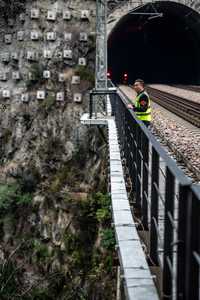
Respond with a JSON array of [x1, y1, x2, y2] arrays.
[[108, 1, 200, 85]]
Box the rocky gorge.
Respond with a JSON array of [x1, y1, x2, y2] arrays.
[[0, 0, 116, 299]]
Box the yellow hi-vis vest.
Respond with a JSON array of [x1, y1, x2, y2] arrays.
[[135, 91, 152, 122]]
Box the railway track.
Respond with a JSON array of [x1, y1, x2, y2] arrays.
[[147, 86, 200, 127], [151, 126, 200, 182], [172, 84, 200, 93], [119, 85, 200, 182]]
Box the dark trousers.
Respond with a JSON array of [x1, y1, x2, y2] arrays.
[[143, 121, 150, 128]]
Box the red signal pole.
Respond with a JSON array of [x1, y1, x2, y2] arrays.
[[123, 72, 128, 84], [107, 71, 111, 79]]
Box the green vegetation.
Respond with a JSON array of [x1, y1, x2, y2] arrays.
[[100, 228, 115, 250], [0, 183, 33, 213], [0, 256, 23, 300], [95, 193, 115, 272], [0, 188, 115, 299], [26, 63, 44, 88], [19, 166, 41, 193], [34, 240, 51, 261], [0, 252, 66, 300], [95, 192, 111, 225], [75, 66, 95, 85], [49, 165, 71, 193], [39, 94, 55, 112], [2, 128, 12, 144], [64, 233, 78, 254]]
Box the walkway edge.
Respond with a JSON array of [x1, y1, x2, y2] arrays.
[[81, 108, 159, 299], [108, 118, 159, 300]]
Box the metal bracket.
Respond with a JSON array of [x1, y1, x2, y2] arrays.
[[89, 87, 117, 118], [129, 2, 163, 20]]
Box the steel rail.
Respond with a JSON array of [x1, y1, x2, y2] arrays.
[[147, 86, 200, 127]]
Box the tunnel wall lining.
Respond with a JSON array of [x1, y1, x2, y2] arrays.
[[107, 0, 200, 84], [107, 0, 200, 36]]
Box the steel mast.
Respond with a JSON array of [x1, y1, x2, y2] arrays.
[[95, 0, 107, 90], [89, 0, 109, 118]]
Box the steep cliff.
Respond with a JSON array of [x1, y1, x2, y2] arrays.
[[0, 1, 116, 299]]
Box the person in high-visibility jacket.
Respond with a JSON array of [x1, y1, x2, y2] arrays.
[[128, 79, 152, 127]]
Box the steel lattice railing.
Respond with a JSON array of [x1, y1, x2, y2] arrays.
[[109, 84, 200, 300]]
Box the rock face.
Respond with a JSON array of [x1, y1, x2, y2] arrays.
[[0, 0, 96, 175], [0, 1, 116, 299]]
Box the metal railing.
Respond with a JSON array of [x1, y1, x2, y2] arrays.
[[109, 86, 200, 300], [89, 80, 117, 118]]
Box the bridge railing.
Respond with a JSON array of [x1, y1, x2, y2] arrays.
[[109, 86, 200, 300]]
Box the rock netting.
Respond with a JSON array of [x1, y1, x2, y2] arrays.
[[0, 0, 97, 177], [0, 0, 96, 104]]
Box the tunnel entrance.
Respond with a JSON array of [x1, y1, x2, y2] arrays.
[[108, 1, 200, 85]]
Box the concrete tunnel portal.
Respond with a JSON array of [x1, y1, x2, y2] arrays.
[[108, 1, 200, 85]]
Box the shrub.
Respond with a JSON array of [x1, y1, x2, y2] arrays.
[[2, 128, 12, 144], [0, 183, 33, 213], [17, 168, 41, 193], [100, 228, 115, 251], [26, 63, 43, 88], [95, 193, 111, 225], [0, 257, 23, 299], [39, 95, 55, 112], [75, 66, 95, 85], [96, 208, 110, 223], [34, 240, 51, 261], [0, 183, 18, 210], [64, 233, 78, 254]]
